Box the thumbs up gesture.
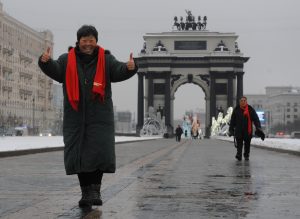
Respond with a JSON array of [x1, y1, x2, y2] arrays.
[[40, 47, 51, 63], [126, 52, 135, 71]]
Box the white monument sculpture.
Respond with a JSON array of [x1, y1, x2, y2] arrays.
[[182, 115, 192, 138], [210, 107, 233, 136], [140, 106, 166, 136]]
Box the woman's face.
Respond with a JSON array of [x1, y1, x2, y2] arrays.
[[78, 35, 97, 55], [239, 97, 247, 107]]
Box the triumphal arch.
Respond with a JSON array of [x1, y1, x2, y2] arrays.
[[136, 11, 249, 137]]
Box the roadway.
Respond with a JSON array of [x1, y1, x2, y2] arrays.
[[0, 138, 299, 218]]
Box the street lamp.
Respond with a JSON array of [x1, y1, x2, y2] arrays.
[[32, 98, 35, 135], [265, 109, 271, 135], [277, 103, 286, 133]]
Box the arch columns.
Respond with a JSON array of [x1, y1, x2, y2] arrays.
[[136, 72, 144, 135], [227, 74, 234, 108], [164, 72, 172, 133], [236, 72, 244, 105]]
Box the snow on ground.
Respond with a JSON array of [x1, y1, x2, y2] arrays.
[[0, 136, 162, 152], [215, 136, 300, 153], [0, 135, 299, 154]]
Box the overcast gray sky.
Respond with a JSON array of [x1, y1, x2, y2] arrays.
[[1, 0, 300, 119]]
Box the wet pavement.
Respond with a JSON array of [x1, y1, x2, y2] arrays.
[[0, 138, 300, 218]]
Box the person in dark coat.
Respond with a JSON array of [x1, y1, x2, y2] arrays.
[[228, 96, 264, 161], [38, 25, 138, 207], [175, 125, 183, 142]]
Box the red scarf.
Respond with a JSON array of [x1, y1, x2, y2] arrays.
[[66, 46, 106, 111], [240, 104, 252, 135]]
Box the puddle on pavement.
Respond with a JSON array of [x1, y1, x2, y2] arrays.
[[58, 206, 102, 219]]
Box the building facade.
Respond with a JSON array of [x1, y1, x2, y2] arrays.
[[246, 86, 300, 134], [52, 83, 63, 135], [115, 111, 133, 134], [0, 2, 55, 134]]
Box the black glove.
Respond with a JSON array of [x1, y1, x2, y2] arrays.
[[260, 131, 265, 141], [255, 128, 265, 141]]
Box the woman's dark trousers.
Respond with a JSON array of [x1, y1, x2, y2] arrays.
[[236, 137, 251, 160]]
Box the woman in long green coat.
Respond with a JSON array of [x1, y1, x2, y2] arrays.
[[38, 25, 138, 207]]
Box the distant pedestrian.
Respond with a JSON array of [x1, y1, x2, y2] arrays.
[[228, 96, 265, 161], [198, 128, 203, 139], [38, 25, 138, 208], [175, 125, 183, 142]]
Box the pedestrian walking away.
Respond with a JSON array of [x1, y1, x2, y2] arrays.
[[228, 96, 265, 161], [175, 124, 183, 142], [38, 25, 138, 208]]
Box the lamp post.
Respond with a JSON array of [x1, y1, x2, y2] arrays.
[[282, 105, 286, 133], [265, 109, 271, 135], [279, 104, 286, 132], [277, 103, 286, 133], [32, 97, 35, 135]]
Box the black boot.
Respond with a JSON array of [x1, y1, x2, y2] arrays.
[[235, 153, 242, 161], [90, 184, 102, 206], [79, 186, 92, 207]]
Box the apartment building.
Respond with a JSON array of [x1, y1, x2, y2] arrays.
[[0, 2, 54, 134], [246, 86, 300, 134]]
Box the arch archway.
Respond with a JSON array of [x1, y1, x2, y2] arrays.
[[136, 31, 249, 137], [171, 75, 210, 135]]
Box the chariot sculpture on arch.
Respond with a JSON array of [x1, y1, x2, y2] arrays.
[[173, 10, 207, 31]]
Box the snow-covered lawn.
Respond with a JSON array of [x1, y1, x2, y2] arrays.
[[0, 136, 162, 152], [215, 136, 300, 153]]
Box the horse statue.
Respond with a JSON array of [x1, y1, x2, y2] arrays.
[[173, 16, 181, 30], [180, 16, 185, 30], [197, 16, 204, 30], [172, 11, 207, 31], [202, 16, 207, 30], [173, 16, 187, 30]]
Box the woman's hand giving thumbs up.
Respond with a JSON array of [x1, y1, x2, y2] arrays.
[[40, 47, 51, 63], [126, 52, 135, 71]]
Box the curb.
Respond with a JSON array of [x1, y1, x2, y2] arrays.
[[0, 147, 64, 158]]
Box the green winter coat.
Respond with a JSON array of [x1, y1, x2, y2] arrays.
[[38, 48, 137, 175]]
